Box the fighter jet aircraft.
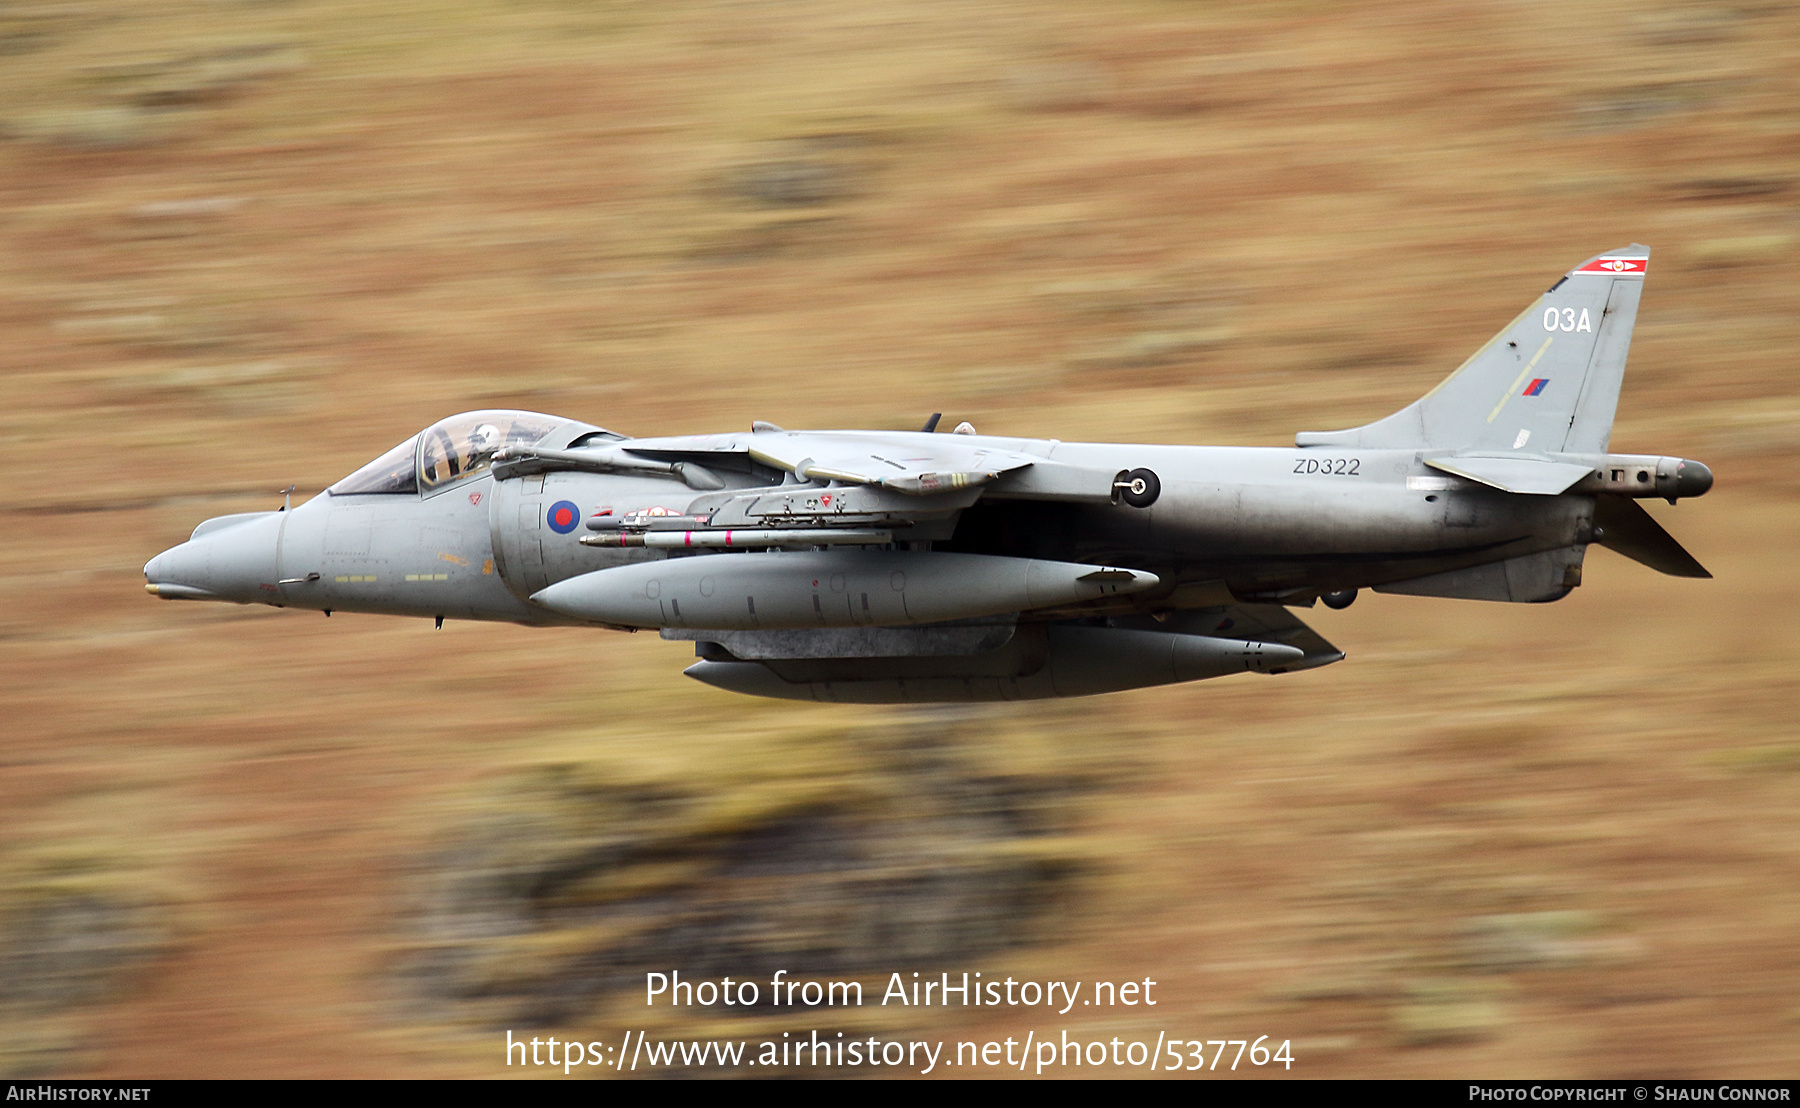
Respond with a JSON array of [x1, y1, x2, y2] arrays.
[[145, 245, 1711, 702]]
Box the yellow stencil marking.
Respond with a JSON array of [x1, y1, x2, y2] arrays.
[[1420, 301, 1539, 403], [482, 559, 494, 575], [1488, 336, 1554, 424], [438, 552, 469, 566]]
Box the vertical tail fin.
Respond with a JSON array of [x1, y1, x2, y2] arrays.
[[1297, 245, 1648, 454]]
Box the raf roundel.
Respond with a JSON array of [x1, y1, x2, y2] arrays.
[[547, 500, 581, 535]]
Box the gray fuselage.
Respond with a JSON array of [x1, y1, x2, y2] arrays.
[[145, 433, 1590, 620]]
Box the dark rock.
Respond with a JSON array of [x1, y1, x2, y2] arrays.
[[390, 720, 1092, 1028]]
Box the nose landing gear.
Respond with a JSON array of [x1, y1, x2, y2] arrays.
[[1322, 589, 1357, 610]]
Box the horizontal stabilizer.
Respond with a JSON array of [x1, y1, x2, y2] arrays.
[[1593, 495, 1711, 578], [1426, 456, 1592, 495]]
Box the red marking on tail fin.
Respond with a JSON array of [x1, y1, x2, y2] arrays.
[[1576, 256, 1647, 274]]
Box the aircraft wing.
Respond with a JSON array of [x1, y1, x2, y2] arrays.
[[621, 429, 1038, 494], [621, 428, 1122, 503], [490, 428, 1128, 533]]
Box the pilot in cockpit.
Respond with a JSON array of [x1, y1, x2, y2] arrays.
[[467, 423, 502, 467]]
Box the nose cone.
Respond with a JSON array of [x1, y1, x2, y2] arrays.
[[144, 512, 283, 603], [144, 542, 219, 600], [1674, 459, 1713, 499]]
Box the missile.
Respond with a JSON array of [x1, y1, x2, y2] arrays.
[[530, 550, 1159, 630], [579, 528, 893, 549], [585, 513, 711, 531]]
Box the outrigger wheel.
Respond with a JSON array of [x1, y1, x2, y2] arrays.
[[1116, 468, 1161, 509]]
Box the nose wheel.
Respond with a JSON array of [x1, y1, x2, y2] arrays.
[[1322, 589, 1357, 610], [1115, 468, 1161, 509]]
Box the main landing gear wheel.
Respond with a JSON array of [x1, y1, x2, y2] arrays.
[[1117, 468, 1161, 509], [1321, 589, 1357, 610]]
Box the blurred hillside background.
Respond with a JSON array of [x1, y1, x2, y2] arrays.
[[2, 0, 1797, 1078]]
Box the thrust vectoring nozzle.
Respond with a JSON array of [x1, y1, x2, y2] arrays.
[[530, 550, 1159, 630]]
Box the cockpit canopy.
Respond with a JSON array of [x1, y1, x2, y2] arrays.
[[329, 410, 569, 495]]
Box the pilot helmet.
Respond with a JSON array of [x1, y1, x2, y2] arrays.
[[469, 423, 502, 457]]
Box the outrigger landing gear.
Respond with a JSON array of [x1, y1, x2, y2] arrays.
[[1115, 468, 1161, 509]]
